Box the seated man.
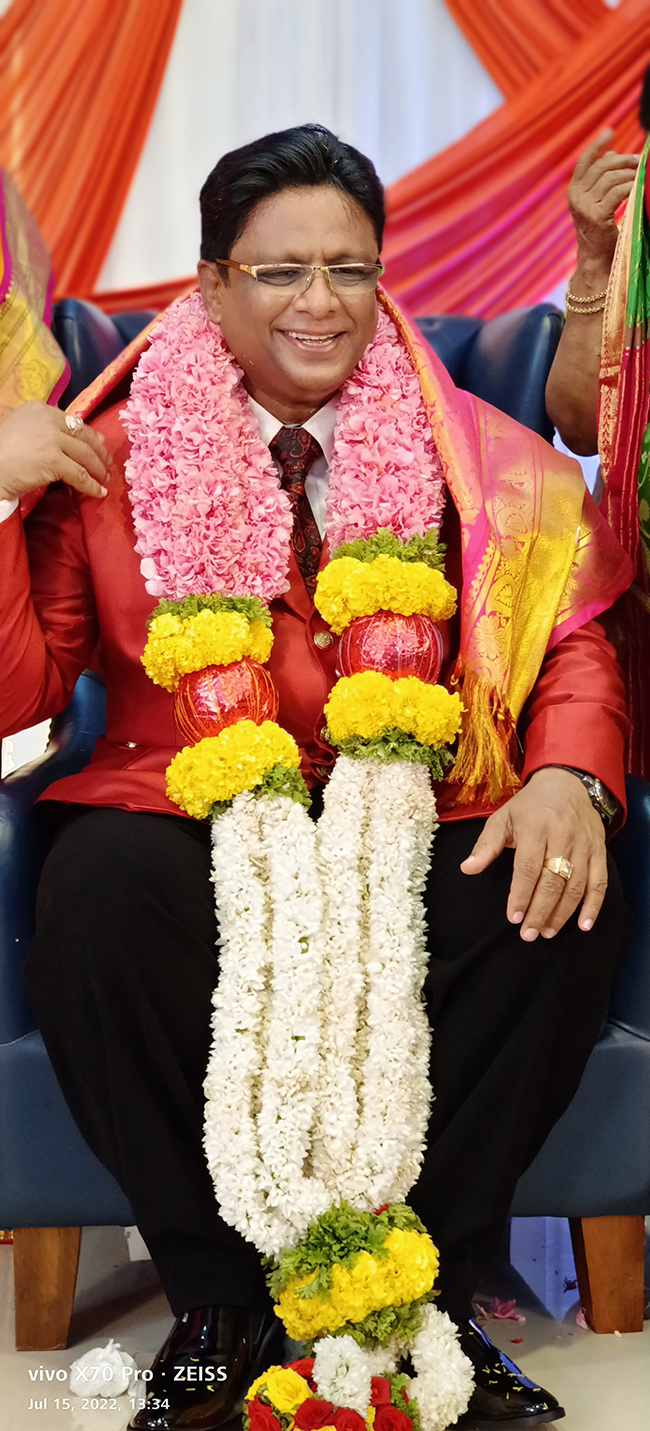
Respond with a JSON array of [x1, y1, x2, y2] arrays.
[[0, 125, 632, 1431]]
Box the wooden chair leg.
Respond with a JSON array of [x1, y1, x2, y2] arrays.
[[13, 1226, 81, 1351], [569, 1215, 645, 1333]]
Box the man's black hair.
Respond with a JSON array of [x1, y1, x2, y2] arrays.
[[200, 123, 385, 271]]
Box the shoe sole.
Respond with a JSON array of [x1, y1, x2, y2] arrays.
[[456, 1410, 565, 1430]]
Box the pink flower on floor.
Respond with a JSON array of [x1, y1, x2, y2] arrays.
[[475, 1297, 526, 1323]]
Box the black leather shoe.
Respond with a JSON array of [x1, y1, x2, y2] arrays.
[[128, 1304, 286, 1430], [455, 1318, 565, 1428]]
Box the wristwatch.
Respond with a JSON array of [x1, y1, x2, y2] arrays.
[[552, 766, 619, 825]]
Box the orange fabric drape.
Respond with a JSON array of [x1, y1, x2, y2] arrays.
[[381, 0, 648, 318], [444, 0, 607, 98], [0, 0, 182, 297], [88, 275, 196, 316]]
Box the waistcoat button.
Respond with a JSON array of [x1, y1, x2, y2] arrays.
[[313, 630, 333, 649]]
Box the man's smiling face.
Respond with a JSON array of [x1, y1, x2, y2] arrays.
[[198, 185, 380, 424]]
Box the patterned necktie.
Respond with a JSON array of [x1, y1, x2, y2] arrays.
[[270, 425, 323, 600]]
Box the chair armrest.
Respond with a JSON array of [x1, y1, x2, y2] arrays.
[[0, 673, 106, 1041]]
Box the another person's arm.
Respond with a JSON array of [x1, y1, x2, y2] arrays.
[[461, 618, 627, 940], [0, 402, 108, 735], [545, 132, 639, 455]]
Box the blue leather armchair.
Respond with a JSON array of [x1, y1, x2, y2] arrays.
[[1, 299, 648, 1349]]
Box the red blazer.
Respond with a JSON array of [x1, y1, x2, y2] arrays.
[[0, 403, 629, 820]]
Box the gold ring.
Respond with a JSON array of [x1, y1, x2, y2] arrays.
[[65, 414, 83, 436], [544, 856, 573, 881]]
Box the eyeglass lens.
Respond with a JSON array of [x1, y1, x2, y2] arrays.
[[255, 264, 382, 291]]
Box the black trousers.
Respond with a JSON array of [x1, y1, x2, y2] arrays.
[[24, 804, 625, 1323]]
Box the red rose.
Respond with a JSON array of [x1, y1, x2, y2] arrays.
[[370, 1379, 391, 1406], [288, 1359, 316, 1381], [373, 1406, 413, 1431], [294, 1399, 336, 1430], [248, 1399, 281, 1431], [332, 1410, 366, 1431]]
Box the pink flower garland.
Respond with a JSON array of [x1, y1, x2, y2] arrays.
[[123, 293, 293, 601], [122, 294, 446, 602], [326, 308, 445, 548]]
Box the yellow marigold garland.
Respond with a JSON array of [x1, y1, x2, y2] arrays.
[[166, 720, 300, 818], [143, 609, 274, 691], [315, 555, 456, 634], [325, 672, 462, 749], [276, 1228, 438, 1341]]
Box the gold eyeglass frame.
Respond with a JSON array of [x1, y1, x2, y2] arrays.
[[215, 258, 385, 291]]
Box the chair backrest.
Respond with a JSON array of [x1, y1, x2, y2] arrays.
[[415, 304, 563, 440], [51, 298, 157, 405]]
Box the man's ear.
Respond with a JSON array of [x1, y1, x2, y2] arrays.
[[197, 261, 225, 323]]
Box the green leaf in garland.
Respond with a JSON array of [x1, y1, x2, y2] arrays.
[[330, 527, 446, 572], [300, 1288, 437, 1353], [332, 730, 454, 779], [266, 1201, 428, 1300], [147, 593, 273, 630]]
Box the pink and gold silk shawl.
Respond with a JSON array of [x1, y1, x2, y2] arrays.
[[599, 138, 650, 776], [0, 170, 68, 413], [62, 288, 633, 805]]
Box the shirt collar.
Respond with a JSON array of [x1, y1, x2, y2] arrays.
[[247, 393, 338, 466]]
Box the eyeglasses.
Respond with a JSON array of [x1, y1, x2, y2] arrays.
[[216, 259, 384, 292]]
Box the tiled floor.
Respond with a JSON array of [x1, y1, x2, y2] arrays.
[[0, 1220, 648, 1431]]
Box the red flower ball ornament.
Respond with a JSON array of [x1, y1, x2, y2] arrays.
[[173, 659, 279, 744], [337, 612, 443, 683]]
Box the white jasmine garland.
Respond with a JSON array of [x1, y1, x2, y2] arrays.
[[203, 796, 295, 1254], [311, 757, 369, 1189], [204, 793, 331, 1257], [255, 796, 329, 1243], [322, 760, 437, 1210], [408, 1305, 474, 1431], [312, 1335, 372, 1414], [204, 761, 438, 1235]]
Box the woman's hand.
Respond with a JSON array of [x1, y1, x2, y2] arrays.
[[460, 767, 607, 940], [0, 401, 108, 503], [568, 129, 640, 274]]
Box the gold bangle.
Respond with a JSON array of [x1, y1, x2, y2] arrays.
[[565, 294, 606, 316], [566, 281, 608, 304]]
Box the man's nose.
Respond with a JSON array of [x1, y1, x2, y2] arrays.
[[294, 269, 338, 316]]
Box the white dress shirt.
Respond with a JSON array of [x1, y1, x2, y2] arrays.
[[0, 496, 18, 522]]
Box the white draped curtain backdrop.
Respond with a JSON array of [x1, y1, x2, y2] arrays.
[[99, 0, 502, 291]]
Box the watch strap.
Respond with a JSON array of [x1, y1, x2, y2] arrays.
[[551, 765, 619, 824]]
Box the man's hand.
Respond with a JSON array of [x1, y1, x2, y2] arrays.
[[0, 401, 108, 504], [460, 767, 607, 941], [568, 130, 640, 272]]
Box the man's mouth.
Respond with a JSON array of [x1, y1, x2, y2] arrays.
[[279, 330, 344, 351]]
